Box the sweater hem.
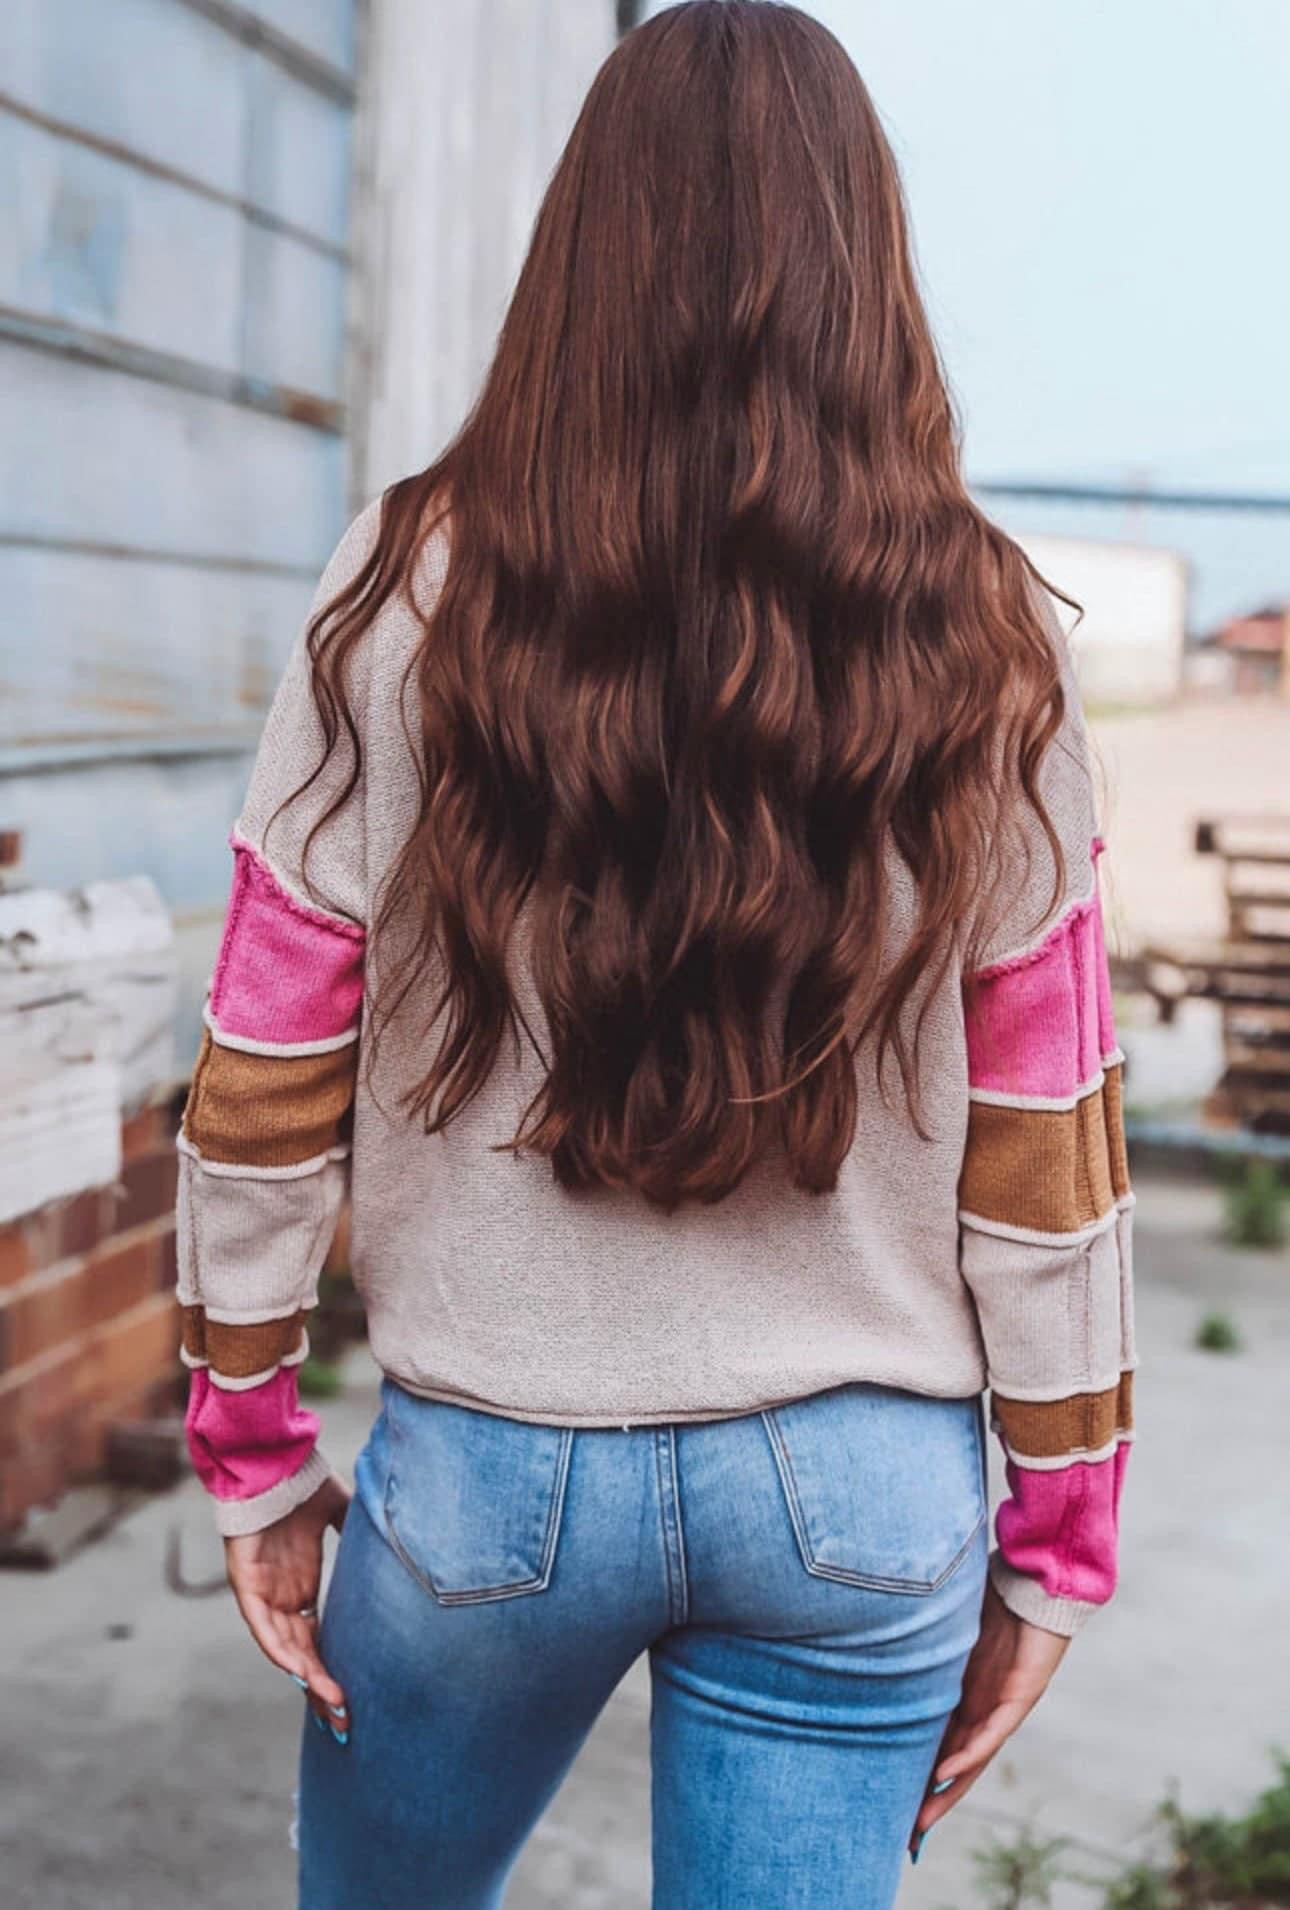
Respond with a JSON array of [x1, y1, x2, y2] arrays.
[[988, 1550, 1102, 1636], [377, 1368, 990, 1430], [211, 1447, 333, 1537]]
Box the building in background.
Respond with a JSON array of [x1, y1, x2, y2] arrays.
[[0, 0, 617, 1536], [1018, 532, 1189, 707], [352, 0, 617, 501], [1211, 603, 1290, 698]]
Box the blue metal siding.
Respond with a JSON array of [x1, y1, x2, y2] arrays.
[[0, 111, 348, 399], [243, 52, 353, 246], [239, 0, 356, 73], [2, 546, 314, 749], [0, 0, 250, 201], [0, 0, 357, 1066]]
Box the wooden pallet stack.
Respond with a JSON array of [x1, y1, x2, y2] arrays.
[[1143, 816, 1290, 1133]]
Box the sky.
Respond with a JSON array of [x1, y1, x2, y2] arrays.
[[643, 0, 1290, 625]]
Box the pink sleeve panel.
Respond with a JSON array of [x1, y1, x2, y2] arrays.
[[185, 1366, 321, 1504], [962, 837, 1136, 1635], [209, 837, 365, 1048], [965, 841, 1116, 1100], [995, 1443, 1131, 1607]]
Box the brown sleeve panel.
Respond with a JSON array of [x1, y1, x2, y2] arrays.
[[182, 1031, 357, 1168], [960, 1068, 1128, 1235], [992, 1372, 1134, 1459], [181, 1303, 310, 1379]]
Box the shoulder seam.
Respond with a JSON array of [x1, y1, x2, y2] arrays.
[[227, 829, 366, 938], [966, 835, 1105, 982]]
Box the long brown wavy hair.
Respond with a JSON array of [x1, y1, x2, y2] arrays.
[[297, 0, 1067, 1210]]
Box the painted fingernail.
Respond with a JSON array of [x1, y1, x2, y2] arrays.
[[289, 1673, 309, 1691], [329, 1725, 349, 1746], [312, 1712, 327, 1734], [910, 1837, 922, 1866], [932, 1777, 955, 1795]]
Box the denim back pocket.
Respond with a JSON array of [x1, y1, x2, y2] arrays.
[[381, 1382, 573, 1606], [762, 1383, 986, 1594]]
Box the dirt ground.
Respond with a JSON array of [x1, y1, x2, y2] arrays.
[[2, 1173, 1287, 1909]]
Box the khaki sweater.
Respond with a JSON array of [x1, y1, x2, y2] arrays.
[[176, 501, 1136, 1635]]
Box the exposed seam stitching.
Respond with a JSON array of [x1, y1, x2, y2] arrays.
[[1054, 1236, 1099, 1597], [184, 1201, 201, 1313], [967, 1059, 1120, 1111], [668, 1427, 689, 1625], [652, 1430, 678, 1622], [998, 1431, 1134, 1470], [176, 1133, 351, 1180], [760, 1411, 812, 1567], [1073, 1242, 1093, 1395], [1052, 1457, 1092, 1602], [1071, 905, 1094, 1227], [958, 1203, 1120, 1248], [208, 852, 250, 1022], [538, 1431, 573, 1588], [229, 833, 366, 941], [182, 1028, 215, 1141], [967, 832, 1106, 986]]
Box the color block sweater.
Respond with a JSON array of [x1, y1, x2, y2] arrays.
[[177, 503, 1136, 1636]]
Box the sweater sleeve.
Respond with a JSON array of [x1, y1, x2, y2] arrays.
[[176, 504, 381, 1536], [957, 599, 1136, 1635]]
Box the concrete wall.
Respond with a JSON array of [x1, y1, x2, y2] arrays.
[[351, 0, 617, 501]]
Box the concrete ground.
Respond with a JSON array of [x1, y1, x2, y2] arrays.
[[2, 1174, 1287, 1909]]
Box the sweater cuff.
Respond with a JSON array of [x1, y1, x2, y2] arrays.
[[212, 1446, 334, 1537], [988, 1549, 1101, 1637]]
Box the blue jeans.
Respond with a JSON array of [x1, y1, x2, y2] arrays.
[[297, 1377, 988, 1909]]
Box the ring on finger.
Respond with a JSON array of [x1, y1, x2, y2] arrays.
[[297, 1603, 318, 1619]]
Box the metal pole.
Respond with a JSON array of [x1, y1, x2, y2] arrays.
[[972, 478, 1290, 516]]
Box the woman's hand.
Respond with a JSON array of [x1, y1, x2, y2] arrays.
[[910, 1577, 1071, 1853], [224, 1474, 352, 1738]]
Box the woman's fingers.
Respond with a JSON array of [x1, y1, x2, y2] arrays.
[[911, 1771, 973, 1839], [910, 1701, 1027, 1837], [221, 1482, 353, 1740], [266, 1605, 350, 1730], [909, 1714, 974, 1838], [909, 1734, 1009, 1833], [910, 1585, 1073, 1852], [284, 1612, 349, 1727], [933, 1698, 1028, 1784], [233, 1588, 350, 1736], [233, 1583, 300, 1678]]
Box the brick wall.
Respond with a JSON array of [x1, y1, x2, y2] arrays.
[[0, 1103, 182, 1532]]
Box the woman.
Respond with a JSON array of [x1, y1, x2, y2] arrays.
[[176, 5, 1135, 1904]]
